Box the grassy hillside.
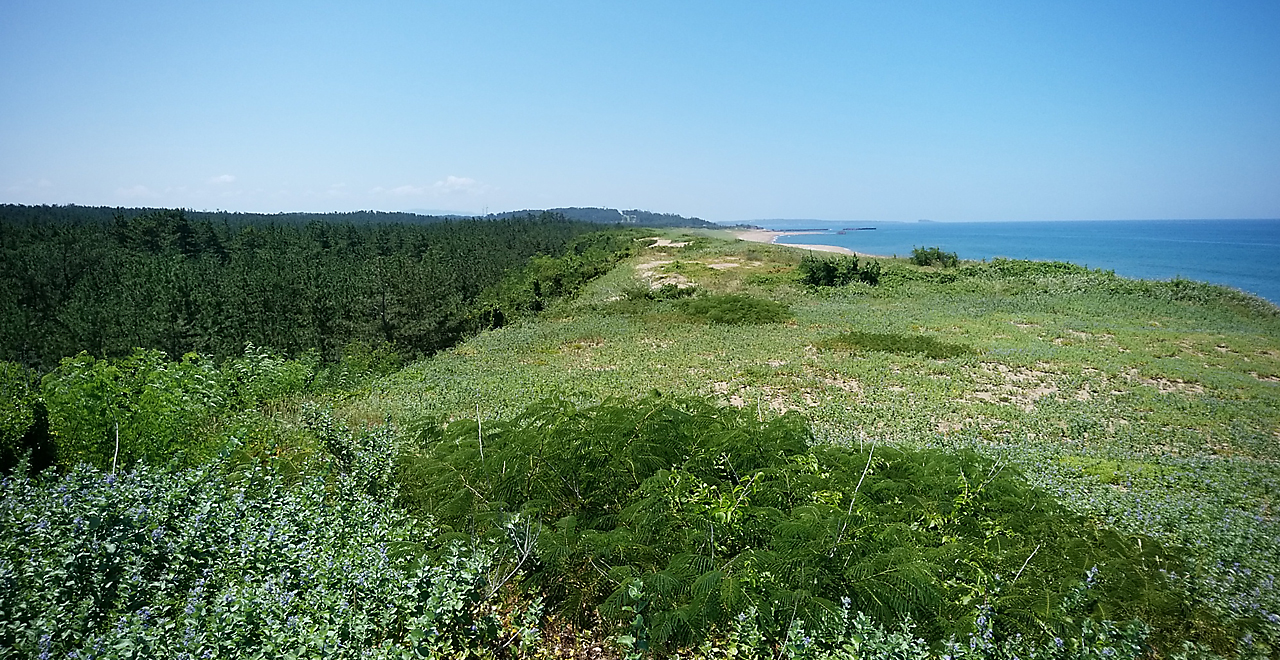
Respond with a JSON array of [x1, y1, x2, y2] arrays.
[[356, 231, 1280, 653], [4, 230, 1278, 658]]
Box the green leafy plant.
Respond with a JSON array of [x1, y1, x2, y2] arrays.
[[398, 395, 1192, 651], [818, 331, 975, 359], [911, 247, 959, 268], [41, 349, 230, 470], [798, 255, 881, 287], [0, 362, 53, 475], [649, 283, 699, 301], [675, 294, 791, 325]]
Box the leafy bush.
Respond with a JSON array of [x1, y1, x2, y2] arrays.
[[308, 340, 406, 392], [0, 364, 35, 449], [0, 362, 53, 475], [0, 397, 557, 660], [675, 294, 791, 325], [819, 331, 975, 359], [798, 255, 881, 287], [41, 349, 231, 470], [651, 283, 699, 300], [911, 246, 959, 268], [398, 395, 1192, 650], [622, 283, 698, 303], [686, 594, 1149, 660], [959, 258, 1091, 279], [224, 342, 316, 404], [36, 343, 409, 472], [0, 461, 515, 659]]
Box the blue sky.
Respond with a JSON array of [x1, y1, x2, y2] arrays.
[[2, 1, 1277, 222]]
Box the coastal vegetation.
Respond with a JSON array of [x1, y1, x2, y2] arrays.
[[911, 246, 960, 268], [2, 207, 1278, 658], [798, 254, 882, 287]]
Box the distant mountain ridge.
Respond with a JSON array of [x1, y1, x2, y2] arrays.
[[487, 207, 716, 228]]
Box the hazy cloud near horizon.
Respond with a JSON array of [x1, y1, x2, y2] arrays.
[[370, 176, 488, 199], [1, 1, 1277, 221]]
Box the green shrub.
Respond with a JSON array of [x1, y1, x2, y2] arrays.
[[959, 257, 1091, 279], [41, 349, 231, 470], [310, 341, 405, 392], [910, 246, 959, 268], [224, 343, 315, 405], [624, 283, 698, 302], [798, 255, 881, 287], [649, 283, 698, 300], [857, 259, 882, 285], [398, 395, 1192, 650], [0, 362, 54, 475], [0, 458, 532, 659], [819, 331, 975, 359], [675, 294, 791, 325], [37, 345, 360, 472]]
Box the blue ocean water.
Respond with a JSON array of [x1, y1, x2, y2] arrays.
[[760, 219, 1280, 305]]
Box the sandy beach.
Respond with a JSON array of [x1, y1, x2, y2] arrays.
[[732, 229, 886, 258]]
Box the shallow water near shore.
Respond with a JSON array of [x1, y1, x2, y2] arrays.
[[757, 219, 1280, 304]]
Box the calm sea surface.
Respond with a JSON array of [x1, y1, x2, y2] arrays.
[[759, 219, 1280, 305]]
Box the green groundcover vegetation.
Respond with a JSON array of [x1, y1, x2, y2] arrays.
[[2, 212, 1279, 659]]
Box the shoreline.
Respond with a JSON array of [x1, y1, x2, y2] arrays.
[[732, 229, 888, 258]]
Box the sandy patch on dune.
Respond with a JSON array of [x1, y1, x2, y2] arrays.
[[1122, 369, 1205, 394], [634, 259, 692, 287], [968, 363, 1059, 411], [641, 237, 690, 248]]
